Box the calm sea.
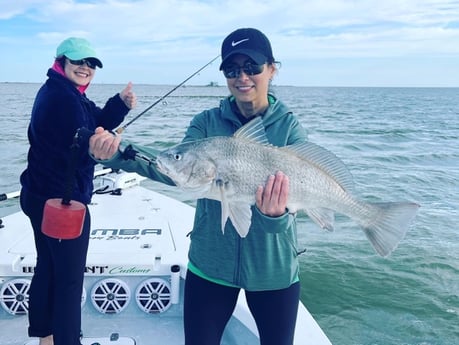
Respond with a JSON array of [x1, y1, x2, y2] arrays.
[[0, 83, 458, 345]]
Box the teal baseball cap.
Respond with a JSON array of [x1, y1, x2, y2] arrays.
[[56, 37, 103, 68]]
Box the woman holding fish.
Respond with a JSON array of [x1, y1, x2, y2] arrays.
[[90, 28, 308, 345]]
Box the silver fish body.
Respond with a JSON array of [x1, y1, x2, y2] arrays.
[[155, 117, 419, 257]]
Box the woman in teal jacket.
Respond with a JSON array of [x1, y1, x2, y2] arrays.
[[90, 28, 307, 345]]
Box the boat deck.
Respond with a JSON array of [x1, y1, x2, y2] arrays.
[[0, 170, 331, 345]]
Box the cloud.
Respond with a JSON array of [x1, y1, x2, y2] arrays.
[[1, 0, 458, 86]]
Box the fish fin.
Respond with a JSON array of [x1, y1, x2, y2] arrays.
[[228, 204, 252, 238], [221, 204, 230, 234], [306, 208, 335, 232], [362, 202, 420, 257], [233, 117, 270, 145], [217, 179, 230, 234], [286, 142, 354, 192], [216, 178, 250, 236]]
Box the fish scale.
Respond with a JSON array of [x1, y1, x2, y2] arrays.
[[156, 117, 420, 257]]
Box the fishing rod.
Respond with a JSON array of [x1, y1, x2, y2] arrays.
[[0, 55, 220, 201], [115, 55, 220, 134], [1, 57, 220, 203], [0, 169, 114, 203], [0, 191, 20, 202]]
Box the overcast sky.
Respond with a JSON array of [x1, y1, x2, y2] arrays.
[[1, 0, 458, 87]]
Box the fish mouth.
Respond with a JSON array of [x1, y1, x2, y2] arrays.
[[154, 158, 167, 174]]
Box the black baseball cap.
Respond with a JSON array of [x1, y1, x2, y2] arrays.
[[219, 28, 274, 70]]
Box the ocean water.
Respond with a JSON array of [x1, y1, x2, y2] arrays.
[[0, 83, 458, 345]]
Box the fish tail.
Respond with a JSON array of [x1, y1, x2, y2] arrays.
[[361, 202, 420, 257]]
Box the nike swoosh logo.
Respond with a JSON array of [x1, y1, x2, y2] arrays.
[[231, 38, 249, 47]]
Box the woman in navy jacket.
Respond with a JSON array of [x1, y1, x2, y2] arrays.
[[20, 37, 136, 345]]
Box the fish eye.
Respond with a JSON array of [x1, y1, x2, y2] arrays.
[[173, 153, 182, 161]]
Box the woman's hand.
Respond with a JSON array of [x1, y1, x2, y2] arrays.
[[255, 171, 289, 217], [119, 82, 137, 109], [89, 127, 121, 160]]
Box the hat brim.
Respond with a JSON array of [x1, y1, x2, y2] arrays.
[[219, 49, 267, 70]]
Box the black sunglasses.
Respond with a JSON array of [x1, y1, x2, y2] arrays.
[[222, 62, 265, 79], [68, 58, 97, 69]]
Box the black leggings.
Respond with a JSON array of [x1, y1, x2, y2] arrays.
[[20, 189, 90, 345], [184, 270, 300, 345]]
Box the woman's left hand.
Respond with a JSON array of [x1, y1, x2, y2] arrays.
[[119, 82, 137, 109], [256, 171, 289, 217]]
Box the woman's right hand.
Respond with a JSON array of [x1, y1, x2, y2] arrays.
[[89, 127, 121, 160], [255, 171, 289, 217]]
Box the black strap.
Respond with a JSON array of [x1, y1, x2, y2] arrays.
[[61, 133, 81, 205]]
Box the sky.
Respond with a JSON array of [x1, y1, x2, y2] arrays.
[[1, 0, 458, 87]]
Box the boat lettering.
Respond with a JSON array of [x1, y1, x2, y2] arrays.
[[85, 265, 109, 274], [109, 266, 152, 274], [22, 266, 35, 273], [91, 228, 162, 236], [84, 265, 152, 275], [23, 265, 110, 274]]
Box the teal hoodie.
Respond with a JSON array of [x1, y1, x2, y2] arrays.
[[97, 95, 307, 291]]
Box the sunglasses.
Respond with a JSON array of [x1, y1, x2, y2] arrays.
[[222, 62, 265, 79], [68, 58, 97, 69]]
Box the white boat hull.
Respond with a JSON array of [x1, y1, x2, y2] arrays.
[[0, 169, 331, 345]]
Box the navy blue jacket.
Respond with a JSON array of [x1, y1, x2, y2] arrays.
[[20, 69, 129, 204]]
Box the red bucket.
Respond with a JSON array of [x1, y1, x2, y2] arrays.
[[41, 198, 86, 239]]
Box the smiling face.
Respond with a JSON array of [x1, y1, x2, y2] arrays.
[[224, 54, 275, 117], [64, 58, 95, 87]]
